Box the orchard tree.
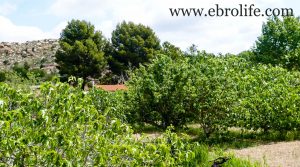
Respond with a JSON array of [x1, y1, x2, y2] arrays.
[[109, 21, 161, 74], [253, 16, 300, 69], [124, 55, 195, 129], [125, 55, 239, 136], [55, 19, 108, 86]]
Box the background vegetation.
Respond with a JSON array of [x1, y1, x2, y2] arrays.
[[1, 15, 300, 166]]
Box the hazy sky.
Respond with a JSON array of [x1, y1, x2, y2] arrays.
[[0, 0, 299, 54]]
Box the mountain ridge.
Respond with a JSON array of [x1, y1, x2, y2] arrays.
[[0, 39, 59, 73]]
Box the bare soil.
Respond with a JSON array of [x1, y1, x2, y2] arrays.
[[231, 141, 300, 167]]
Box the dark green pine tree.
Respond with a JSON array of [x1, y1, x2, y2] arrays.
[[109, 21, 161, 75], [55, 19, 108, 87]]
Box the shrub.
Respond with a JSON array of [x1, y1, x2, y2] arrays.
[[0, 72, 6, 82], [233, 65, 300, 132], [30, 68, 46, 78], [12, 62, 29, 79], [0, 82, 256, 166], [125, 55, 196, 129], [88, 88, 126, 121], [3, 60, 9, 65], [189, 55, 243, 137], [125, 54, 246, 137]]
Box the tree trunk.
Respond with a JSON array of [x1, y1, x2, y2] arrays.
[[203, 124, 212, 138], [81, 79, 86, 90], [162, 113, 170, 130]]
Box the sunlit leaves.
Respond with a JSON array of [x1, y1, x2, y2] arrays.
[[0, 82, 211, 166], [253, 16, 300, 70]]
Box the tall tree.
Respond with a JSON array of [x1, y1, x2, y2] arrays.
[[253, 16, 300, 69], [109, 21, 161, 74], [55, 19, 108, 86], [160, 41, 183, 59]]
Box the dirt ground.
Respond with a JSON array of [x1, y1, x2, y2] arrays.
[[231, 141, 300, 167], [133, 131, 300, 167]]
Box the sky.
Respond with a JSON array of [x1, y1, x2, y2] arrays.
[[0, 0, 299, 54]]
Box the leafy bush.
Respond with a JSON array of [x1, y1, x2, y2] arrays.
[[30, 68, 46, 78], [233, 65, 300, 132], [125, 55, 196, 129], [3, 60, 9, 65], [160, 41, 183, 60], [125, 52, 300, 137], [189, 55, 244, 137], [1, 81, 243, 166], [125, 54, 247, 136], [88, 88, 127, 121], [12, 62, 29, 79], [0, 72, 6, 82]]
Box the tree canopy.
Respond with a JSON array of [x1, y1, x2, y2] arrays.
[[160, 41, 183, 59], [109, 21, 161, 74], [253, 16, 300, 70], [55, 19, 108, 83]]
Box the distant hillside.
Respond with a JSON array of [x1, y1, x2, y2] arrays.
[[0, 39, 59, 73]]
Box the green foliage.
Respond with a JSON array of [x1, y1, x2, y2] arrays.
[[55, 19, 108, 83], [233, 65, 300, 132], [110, 21, 161, 75], [12, 62, 29, 79], [0, 72, 6, 82], [160, 41, 183, 59], [0, 82, 256, 166], [30, 68, 46, 78], [191, 54, 300, 134], [88, 88, 126, 121], [1, 72, 35, 91], [253, 16, 300, 69], [5, 63, 51, 88], [125, 54, 243, 136], [126, 52, 300, 137], [125, 55, 195, 129], [3, 60, 9, 65], [189, 55, 244, 137], [3, 15, 300, 166], [238, 50, 255, 61], [0, 82, 125, 165]]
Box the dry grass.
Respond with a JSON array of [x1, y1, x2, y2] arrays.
[[230, 141, 300, 167]]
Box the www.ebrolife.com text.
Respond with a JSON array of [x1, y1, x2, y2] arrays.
[[169, 4, 293, 17]]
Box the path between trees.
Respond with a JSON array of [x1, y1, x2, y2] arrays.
[[231, 141, 300, 167]]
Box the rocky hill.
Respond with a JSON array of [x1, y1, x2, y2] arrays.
[[0, 39, 60, 73]]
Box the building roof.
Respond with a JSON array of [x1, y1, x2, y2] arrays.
[[96, 84, 128, 91]]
